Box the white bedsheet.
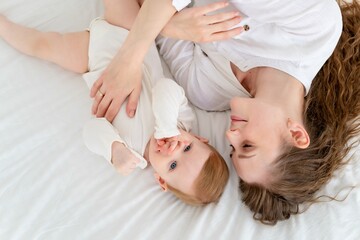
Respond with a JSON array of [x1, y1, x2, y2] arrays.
[[0, 0, 359, 239]]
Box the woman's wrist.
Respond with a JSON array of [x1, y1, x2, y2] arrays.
[[160, 20, 179, 39], [112, 45, 145, 68]]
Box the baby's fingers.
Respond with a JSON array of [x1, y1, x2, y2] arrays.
[[156, 139, 166, 146], [167, 140, 179, 154]]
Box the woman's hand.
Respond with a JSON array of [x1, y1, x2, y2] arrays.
[[90, 56, 142, 122], [161, 1, 243, 42], [90, 0, 177, 122]]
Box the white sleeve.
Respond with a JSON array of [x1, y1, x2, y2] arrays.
[[231, 0, 342, 34], [82, 118, 147, 169], [152, 78, 195, 139], [230, 0, 322, 24], [172, 0, 191, 11]]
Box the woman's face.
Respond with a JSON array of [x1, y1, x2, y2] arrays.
[[226, 97, 288, 184]]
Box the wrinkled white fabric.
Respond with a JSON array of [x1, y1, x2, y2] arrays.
[[157, 0, 342, 110], [172, 0, 192, 11], [1, 1, 360, 239]]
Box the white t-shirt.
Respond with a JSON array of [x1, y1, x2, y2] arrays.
[[82, 19, 195, 168], [157, 0, 342, 111]]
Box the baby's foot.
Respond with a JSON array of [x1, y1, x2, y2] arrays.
[[111, 141, 141, 176]]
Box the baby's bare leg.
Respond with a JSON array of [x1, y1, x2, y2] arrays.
[[0, 15, 89, 73]]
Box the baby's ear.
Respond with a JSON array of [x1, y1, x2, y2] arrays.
[[194, 135, 209, 143], [287, 119, 310, 149], [154, 173, 168, 192]]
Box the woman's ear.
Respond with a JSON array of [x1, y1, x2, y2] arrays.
[[154, 173, 168, 192], [287, 119, 310, 149]]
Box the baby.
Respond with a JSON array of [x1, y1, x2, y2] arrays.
[[0, 15, 229, 205]]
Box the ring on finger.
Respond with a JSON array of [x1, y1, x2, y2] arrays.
[[97, 90, 104, 97]]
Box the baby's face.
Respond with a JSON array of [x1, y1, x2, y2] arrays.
[[149, 129, 211, 196]]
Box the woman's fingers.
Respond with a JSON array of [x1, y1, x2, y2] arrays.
[[192, 3, 243, 42], [126, 83, 142, 118], [92, 84, 138, 122], [205, 11, 240, 25], [209, 15, 242, 31], [90, 75, 104, 98], [92, 90, 104, 115], [208, 26, 243, 42], [104, 97, 122, 122], [95, 94, 112, 118], [197, 1, 229, 16]]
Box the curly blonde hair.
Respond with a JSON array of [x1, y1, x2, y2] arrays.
[[240, 0, 360, 225]]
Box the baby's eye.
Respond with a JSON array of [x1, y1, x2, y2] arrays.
[[184, 144, 192, 152], [169, 161, 177, 170]]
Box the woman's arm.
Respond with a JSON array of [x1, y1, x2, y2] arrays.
[[91, 0, 179, 122], [92, 0, 240, 122]]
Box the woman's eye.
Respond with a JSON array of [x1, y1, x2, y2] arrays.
[[230, 144, 235, 151], [184, 144, 191, 152], [169, 161, 177, 170], [229, 144, 235, 158]]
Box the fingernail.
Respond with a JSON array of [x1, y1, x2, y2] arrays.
[[129, 110, 135, 117]]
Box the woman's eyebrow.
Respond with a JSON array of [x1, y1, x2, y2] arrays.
[[237, 153, 256, 159]]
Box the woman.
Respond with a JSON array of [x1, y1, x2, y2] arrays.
[[159, 0, 360, 224], [92, 0, 360, 224], [237, 1, 360, 224]]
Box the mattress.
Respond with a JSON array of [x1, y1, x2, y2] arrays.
[[0, 0, 359, 239]]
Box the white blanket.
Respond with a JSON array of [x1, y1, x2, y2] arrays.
[[0, 0, 359, 239]]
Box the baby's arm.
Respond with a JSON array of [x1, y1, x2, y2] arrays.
[[0, 14, 89, 73], [152, 79, 195, 153], [83, 118, 147, 175]]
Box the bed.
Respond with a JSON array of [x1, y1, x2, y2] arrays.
[[0, 0, 359, 239]]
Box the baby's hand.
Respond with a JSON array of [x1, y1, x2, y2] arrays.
[[156, 136, 188, 155], [111, 142, 141, 176]]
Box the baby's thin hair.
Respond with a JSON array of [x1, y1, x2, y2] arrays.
[[168, 143, 229, 205]]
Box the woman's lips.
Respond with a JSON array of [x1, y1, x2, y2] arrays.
[[231, 115, 247, 122]]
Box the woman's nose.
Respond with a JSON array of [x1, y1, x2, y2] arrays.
[[226, 129, 244, 145], [228, 128, 242, 136]]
